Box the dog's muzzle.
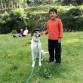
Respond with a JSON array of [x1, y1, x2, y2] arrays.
[[35, 32, 40, 37], [36, 34, 40, 37]]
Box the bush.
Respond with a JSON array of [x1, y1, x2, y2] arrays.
[[75, 0, 83, 5], [62, 16, 83, 31], [62, 0, 83, 5], [26, 13, 48, 32], [0, 8, 27, 34], [0, 7, 83, 34], [0, 11, 10, 34], [67, 8, 82, 16], [11, 30, 17, 34], [59, 8, 83, 32], [9, 8, 27, 31]]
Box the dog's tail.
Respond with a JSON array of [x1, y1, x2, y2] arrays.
[[44, 52, 49, 54], [41, 51, 49, 61]]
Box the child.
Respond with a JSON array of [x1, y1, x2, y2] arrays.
[[23, 28, 28, 36], [42, 8, 63, 64]]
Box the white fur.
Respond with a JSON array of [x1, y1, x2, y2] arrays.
[[31, 32, 48, 67]]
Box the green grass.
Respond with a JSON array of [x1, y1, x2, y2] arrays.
[[0, 32, 83, 83]]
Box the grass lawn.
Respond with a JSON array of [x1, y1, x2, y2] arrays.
[[0, 32, 83, 83]]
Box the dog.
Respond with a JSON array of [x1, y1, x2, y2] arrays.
[[31, 28, 48, 67]]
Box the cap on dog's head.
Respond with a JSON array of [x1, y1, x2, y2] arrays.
[[31, 28, 40, 37], [32, 28, 40, 33]]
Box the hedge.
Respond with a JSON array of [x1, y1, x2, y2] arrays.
[[0, 7, 83, 34]]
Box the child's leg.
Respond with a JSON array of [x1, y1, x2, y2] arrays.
[[48, 40, 54, 61], [54, 40, 61, 63]]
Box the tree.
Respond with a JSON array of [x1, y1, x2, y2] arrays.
[[75, 0, 83, 5], [0, 0, 20, 9], [0, 0, 3, 9], [63, 0, 83, 5]]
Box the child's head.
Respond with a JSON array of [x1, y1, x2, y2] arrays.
[[20, 29, 23, 31], [49, 8, 57, 20]]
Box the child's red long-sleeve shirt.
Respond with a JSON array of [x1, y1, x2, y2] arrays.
[[45, 18, 63, 40]]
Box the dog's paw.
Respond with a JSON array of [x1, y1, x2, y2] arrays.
[[41, 59, 43, 61], [32, 63, 35, 67], [39, 63, 42, 66], [32, 64, 35, 67]]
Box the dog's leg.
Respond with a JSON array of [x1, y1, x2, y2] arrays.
[[41, 50, 45, 61], [31, 49, 35, 67], [39, 50, 42, 66]]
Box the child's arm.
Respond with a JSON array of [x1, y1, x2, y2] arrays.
[[59, 19, 63, 38], [58, 19, 63, 43], [40, 30, 48, 35], [41, 22, 48, 35]]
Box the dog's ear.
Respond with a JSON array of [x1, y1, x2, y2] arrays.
[[31, 29, 34, 37], [31, 33, 33, 37]]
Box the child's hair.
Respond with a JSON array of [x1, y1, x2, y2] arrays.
[[49, 8, 57, 14]]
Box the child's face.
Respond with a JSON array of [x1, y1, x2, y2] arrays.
[[49, 11, 57, 20], [20, 29, 23, 31]]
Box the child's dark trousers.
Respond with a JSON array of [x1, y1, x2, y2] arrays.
[[48, 39, 61, 63]]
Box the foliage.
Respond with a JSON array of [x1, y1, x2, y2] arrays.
[[67, 8, 82, 16], [0, 5, 83, 34], [0, 11, 10, 34], [0, 8, 27, 33], [11, 30, 17, 34], [62, 0, 83, 5], [61, 16, 83, 31], [59, 8, 83, 31]]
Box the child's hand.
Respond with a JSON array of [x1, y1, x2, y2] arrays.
[[40, 31, 46, 34], [58, 38, 61, 43]]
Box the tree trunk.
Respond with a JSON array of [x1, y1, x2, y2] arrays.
[[4, 1, 7, 9], [1, 0, 4, 9]]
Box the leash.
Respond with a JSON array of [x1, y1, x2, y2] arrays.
[[26, 43, 38, 83]]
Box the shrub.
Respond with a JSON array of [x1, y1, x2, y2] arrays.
[[26, 13, 48, 32], [75, 0, 83, 5], [67, 8, 82, 16], [59, 8, 83, 32], [0, 11, 10, 34], [11, 30, 17, 34], [9, 8, 27, 31], [0, 7, 83, 34], [62, 16, 83, 31], [0, 8, 28, 34]]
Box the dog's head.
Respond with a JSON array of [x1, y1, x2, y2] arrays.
[[31, 28, 40, 37]]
